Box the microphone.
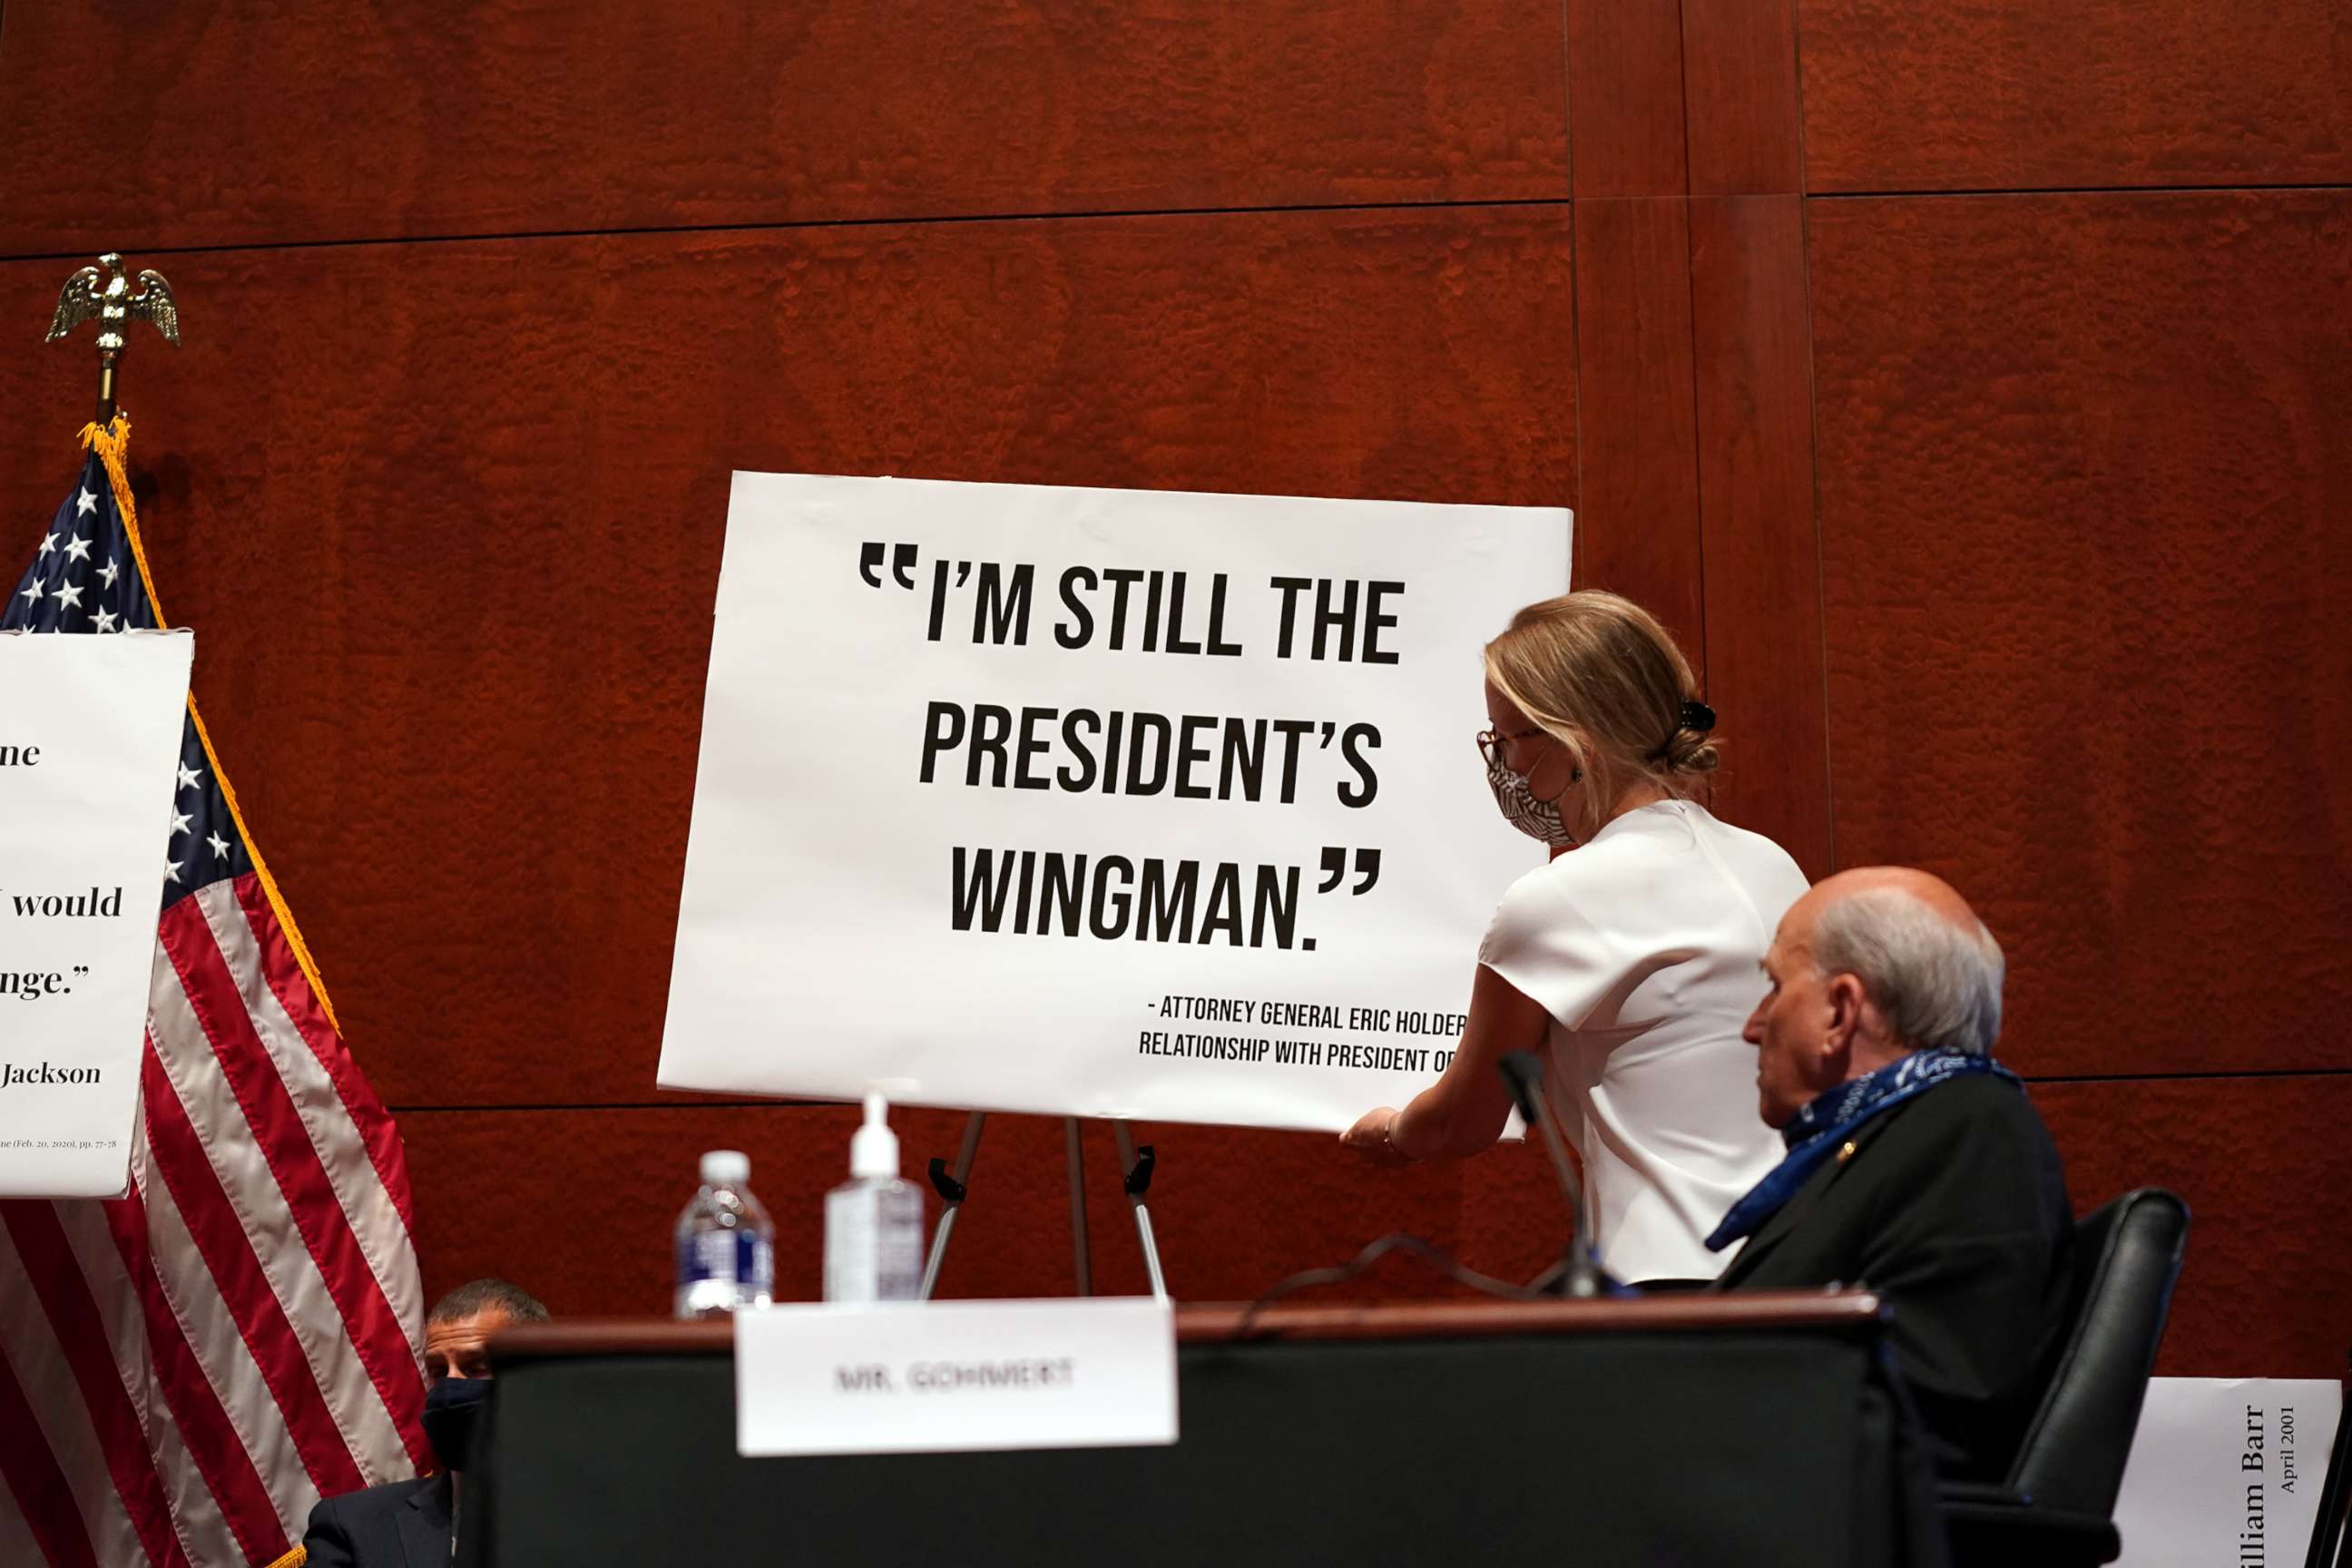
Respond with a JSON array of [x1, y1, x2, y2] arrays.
[[1498, 1051, 1606, 1298]]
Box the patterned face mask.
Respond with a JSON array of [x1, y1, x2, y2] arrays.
[[1485, 750, 1579, 848]]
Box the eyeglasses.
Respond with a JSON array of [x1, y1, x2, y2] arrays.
[[1477, 726, 1543, 768]]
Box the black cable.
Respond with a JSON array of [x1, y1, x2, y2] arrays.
[[1230, 1232, 1558, 1336]]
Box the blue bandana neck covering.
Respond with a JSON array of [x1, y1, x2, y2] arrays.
[[1704, 1045, 2023, 1252]]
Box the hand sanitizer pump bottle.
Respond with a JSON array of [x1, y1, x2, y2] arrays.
[[824, 1093, 926, 1302]]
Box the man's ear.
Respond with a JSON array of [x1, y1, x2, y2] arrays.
[[1821, 972, 1870, 1063]]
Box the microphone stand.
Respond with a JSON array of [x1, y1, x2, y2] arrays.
[[1498, 1051, 1607, 1298]]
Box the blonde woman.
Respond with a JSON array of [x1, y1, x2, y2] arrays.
[[1342, 590, 1808, 1285]]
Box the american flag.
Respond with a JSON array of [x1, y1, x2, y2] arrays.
[[0, 420, 427, 1566]]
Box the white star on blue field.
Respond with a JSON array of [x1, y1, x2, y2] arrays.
[[7, 453, 252, 909]]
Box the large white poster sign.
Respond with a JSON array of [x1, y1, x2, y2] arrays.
[[0, 631, 194, 1197], [659, 473, 1570, 1130], [2112, 1377, 2342, 1565]]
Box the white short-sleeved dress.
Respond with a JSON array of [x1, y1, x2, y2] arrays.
[[1477, 798, 1809, 1284]]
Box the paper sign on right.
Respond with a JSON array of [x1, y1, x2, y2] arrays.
[[2111, 1377, 2342, 1564]]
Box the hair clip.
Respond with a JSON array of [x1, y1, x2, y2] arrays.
[[1680, 699, 1717, 733]]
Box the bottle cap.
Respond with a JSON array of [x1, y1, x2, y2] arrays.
[[700, 1149, 750, 1187], [849, 1093, 898, 1180]]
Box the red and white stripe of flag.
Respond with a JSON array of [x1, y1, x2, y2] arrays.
[[0, 874, 426, 1566]]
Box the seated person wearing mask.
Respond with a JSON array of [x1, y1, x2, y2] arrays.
[[301, 1278, 549, 1568], [1712, 867, 2072, 1479]]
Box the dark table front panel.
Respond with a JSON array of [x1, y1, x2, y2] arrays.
[[466, 1311, 1940, 1566]]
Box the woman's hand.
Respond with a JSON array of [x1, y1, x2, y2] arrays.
[[1341, 1106, 1413, 1167], [1338, 966, 1549, 1168]]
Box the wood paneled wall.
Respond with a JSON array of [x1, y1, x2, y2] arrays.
[[1796, 0, 2352, 1378], [1, 0, 2343, 1377]]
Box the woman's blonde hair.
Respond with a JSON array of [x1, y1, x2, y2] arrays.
[[1484, 591, 1717, 834]]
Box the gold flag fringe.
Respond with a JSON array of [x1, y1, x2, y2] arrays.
[[81, 416, 344, 1034]]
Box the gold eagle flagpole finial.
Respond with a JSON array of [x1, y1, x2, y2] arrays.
[[47, 251, 181, 425]]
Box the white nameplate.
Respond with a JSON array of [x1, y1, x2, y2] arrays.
[[735, 1297, 1177, 1457], [2110, 1377, 2342, 1565], [0, 631, 195, 1198]]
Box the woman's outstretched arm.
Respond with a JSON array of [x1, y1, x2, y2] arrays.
[[1341, 962, 1550, 1163]]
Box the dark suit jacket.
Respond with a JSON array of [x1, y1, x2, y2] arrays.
[[301, 1471, 453, 1568], [1716, 1072, 2073, 1480]]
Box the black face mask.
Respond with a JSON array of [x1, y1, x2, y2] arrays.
[[422, 1377, 492, 1473]]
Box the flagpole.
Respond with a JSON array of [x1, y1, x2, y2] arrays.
[[38, 266, 343, 1030]]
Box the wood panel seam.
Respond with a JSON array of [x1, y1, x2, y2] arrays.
[[1793, 196, 1835, 873], [1678, 204, 1711, 686], [1808, 181, 2352, 202], [0, 197, 1580, 269], [1786, 0, 1815, 196]]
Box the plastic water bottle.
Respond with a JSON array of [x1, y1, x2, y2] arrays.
[[824, 1094, 926, 1303], [673, 1150, 775, 1319]]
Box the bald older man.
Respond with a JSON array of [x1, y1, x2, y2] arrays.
[[1710, 867, 2073, 1479]]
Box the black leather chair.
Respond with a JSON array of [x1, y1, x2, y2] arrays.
[[1941, 1187, 2190, 1568]]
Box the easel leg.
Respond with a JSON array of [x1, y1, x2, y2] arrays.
[[919, 1112, 987, 1301], [1063, 1117, 1093, 1296], [1112, 1122, 1170, 1302], [921, 1112, 1161, 1302]]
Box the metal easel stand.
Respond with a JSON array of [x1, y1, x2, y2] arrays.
[[917, 1112, 987, 1300], [1111, 1121, 1168, 1301], [917, 1112, 1168, 1304]]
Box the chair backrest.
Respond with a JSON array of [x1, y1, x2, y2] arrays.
[[2005, 1187, 2190, 1514]]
